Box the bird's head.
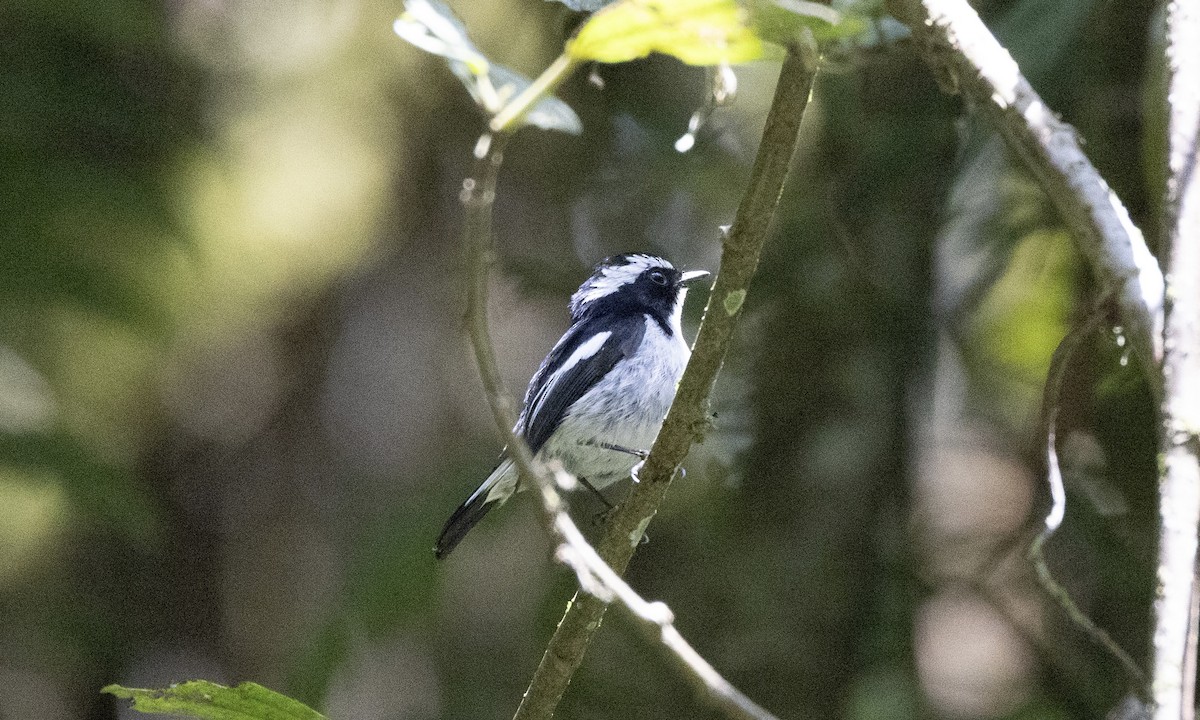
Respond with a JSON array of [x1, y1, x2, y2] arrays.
[[569, 254, 709, 329]]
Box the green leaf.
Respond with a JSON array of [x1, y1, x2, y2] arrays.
[[103, 681, 326, 720], [567, 0, 772, 65]]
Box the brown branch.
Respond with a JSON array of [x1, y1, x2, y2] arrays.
[[512, 43, 819, 720], [1151, 1, 1200, 717], [885, 0, 1165, 386]]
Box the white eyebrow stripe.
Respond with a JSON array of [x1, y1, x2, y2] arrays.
[[576, 268, 643, 304], [571, 255, 676, 308]]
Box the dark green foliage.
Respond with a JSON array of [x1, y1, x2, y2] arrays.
[[1, 2, 203, 716]]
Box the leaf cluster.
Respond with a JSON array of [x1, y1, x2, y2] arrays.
[[394, 0, 865, 134]]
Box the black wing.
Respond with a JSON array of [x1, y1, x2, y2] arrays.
[[517, 313, 647, 455]]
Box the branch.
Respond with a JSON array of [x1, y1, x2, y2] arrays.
[[457, 47, 817, 720], [465, 169, 780, 717], [512, 44, 820, 720], [489, 54, 579, 133], [1151, 1, 1200, 717], [542, 468, 781, 720], [885, 0, 1165, 386]]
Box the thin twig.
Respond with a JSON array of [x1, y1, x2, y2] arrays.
[[462, 132, 518, 432], [885, 0, 1164, 387], [966, 574, 1120, 717], [1151, 2, 1200, 718], [489, 54, 579, 134], [1029, 293, 1145, 687], [513, 42, 820, 720], [457, 69, 800, 720]]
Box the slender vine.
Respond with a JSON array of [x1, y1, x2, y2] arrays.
[[1030, 293, 1145, 687]]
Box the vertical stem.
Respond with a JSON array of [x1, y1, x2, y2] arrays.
[[1152, 1, 1200, 717], [1031, 296, 1145, 685]]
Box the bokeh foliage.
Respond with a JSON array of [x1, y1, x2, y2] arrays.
[[0, 0, 1164, 718]]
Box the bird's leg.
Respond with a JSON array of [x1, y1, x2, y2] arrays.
[[577, 476, 615, 511], [577, 476, 622, 527]]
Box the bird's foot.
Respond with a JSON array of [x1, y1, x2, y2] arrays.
[[582, 439, 648, 459]]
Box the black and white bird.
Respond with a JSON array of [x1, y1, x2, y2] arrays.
[[434, 253, 710, 558]]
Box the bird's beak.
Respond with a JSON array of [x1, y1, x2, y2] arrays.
[[680, 270, 710, 285]]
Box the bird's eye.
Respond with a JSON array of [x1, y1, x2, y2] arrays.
[[649, 270, 668, 286]]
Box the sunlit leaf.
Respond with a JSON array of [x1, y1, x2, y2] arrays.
[[394, 0, 582, 134], [103, 681, 326, 720], [968, 227, 1075, 430], [567, 0, 773, 65]]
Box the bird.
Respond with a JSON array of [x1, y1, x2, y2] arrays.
[[434, 253, 710, 559]]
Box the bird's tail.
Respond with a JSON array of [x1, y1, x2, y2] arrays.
[[434, 458, 517, 559]]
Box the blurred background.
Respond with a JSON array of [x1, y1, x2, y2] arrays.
[[0, 0, 1166, 718]]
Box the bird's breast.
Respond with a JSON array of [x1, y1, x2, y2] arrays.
[[540, 315, 690, 488]]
